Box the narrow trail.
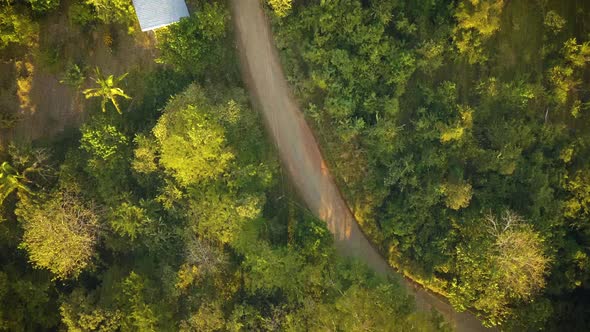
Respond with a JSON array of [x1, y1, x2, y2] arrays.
[[230, 1, 491, 331]]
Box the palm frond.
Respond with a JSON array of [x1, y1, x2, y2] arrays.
[[82, 88, 102, 98], [116, 72, 129, 82], [112, 88, 132, 99], [110, 97, 122, 114]]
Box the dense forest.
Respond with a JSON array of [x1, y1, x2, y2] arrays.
[[270, 0, 590, 329], [0, 0, 448, 331], [1, 0, 589, 330]]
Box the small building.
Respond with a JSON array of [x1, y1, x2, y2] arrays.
[[132, 0, 190, 32]]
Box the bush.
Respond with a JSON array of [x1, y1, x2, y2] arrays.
[[27, 0, 60, 14], [0, 112, 20, 129], [60, 63, 86, 89], [156, 2, 228, 77], [85, 0, 135, 27], [268, 0, 292, 17], [0, 6, 38, 51], [69, 2, 96, 28]]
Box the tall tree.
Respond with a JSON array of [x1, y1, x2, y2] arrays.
[[450, 211, 550, 325], [453, 0, 505, 64], [16, 191, 100, 279], [133, 84, 271, 244]]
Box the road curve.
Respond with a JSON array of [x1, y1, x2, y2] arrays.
[[230, 1, 492, 331]]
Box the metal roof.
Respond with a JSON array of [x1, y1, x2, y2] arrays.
[[132, 0, 190, 32]]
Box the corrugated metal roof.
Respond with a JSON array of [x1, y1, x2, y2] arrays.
[[132, 0, 190, 32]]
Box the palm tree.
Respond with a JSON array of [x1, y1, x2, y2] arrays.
[[83, 68, 131, 114]]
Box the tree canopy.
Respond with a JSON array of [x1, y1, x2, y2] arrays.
[[272, 0, 590, 328], [1, 0, 590, 330], [17, 191, 99, 280]]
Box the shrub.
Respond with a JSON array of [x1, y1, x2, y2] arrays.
[[27, 0, 60, 14]]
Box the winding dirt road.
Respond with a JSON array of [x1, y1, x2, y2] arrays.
[[231, 1, 492, 331]]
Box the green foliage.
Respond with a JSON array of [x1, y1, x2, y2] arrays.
[[0, 64, 439, 332], [563, 169, 590, 220], [16, 191, 99, 279], [453, 0, 505, 64], [0, 162, 31, 205], [155, 2, 228, 77], [135, 84, 272, 244], [27, 0, 60, 13], [152, 103, 233, 186], [271, 0, 590, 328], [548, 39, 590, 110], [455, 0, 505, 37], [147, 85, 236, 186], [77, 114, 132, 204], [450, 212, 550, 326], [83, 68, 131, 114], [268, 0, 292, 18], [236, 234, 308, 301], [187, 186, 262, 244], [442, 180, 473, 210], [68, 1, 96, 27], [562, 38, 590, 68], [85, 0, 135, 27], [230, 218, 444, 332], [81, 121, 128, 162], [544, 10, 566, 34], [119, 272, 159, 331], [108, 201, 152, 240], [60, 63, 86, 89], [2, 0, 590, 330], [0, 145, 50, 205], [416, 40, 445, 74], [131, 134, 158, 174], [0, 6, 38, 50], [0, 269, 59, 331], [179, 302, 225, 332], [61, 271, 165, 331], [325, 284, 415, 331], [0, 112, 21, 129], [493, 225, 549, 299], [60, 289, 122, 332]]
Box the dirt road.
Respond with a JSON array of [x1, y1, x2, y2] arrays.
[[230, 1, 492, 331]]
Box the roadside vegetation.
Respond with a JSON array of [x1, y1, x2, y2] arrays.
[[270, 0, 590, 329], [0, 0, 445, 331]]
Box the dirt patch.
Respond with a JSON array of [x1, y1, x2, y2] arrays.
[[0, 4, 157, 147], [9, 63, 81, 142]]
